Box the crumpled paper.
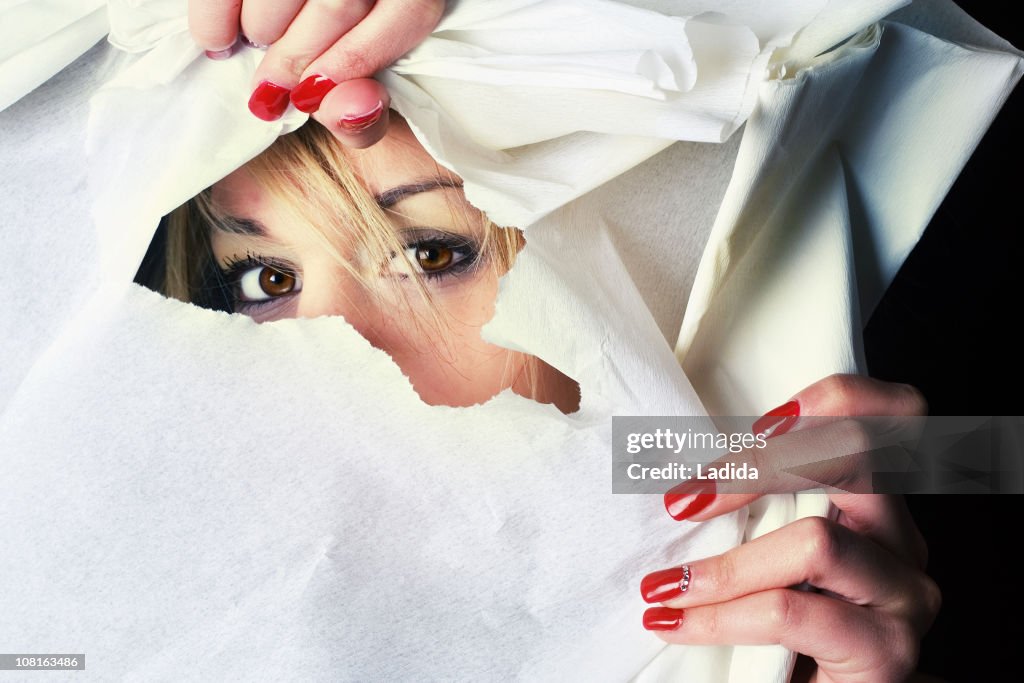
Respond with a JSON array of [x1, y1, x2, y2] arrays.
[[0, 1, 1020, 681], [0, 0, 106, 111]]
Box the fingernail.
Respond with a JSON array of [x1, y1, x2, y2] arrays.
[[204, 40, 237, 60], [643, 607, 685, 631], [664, 480, 716, 521], [241, 34, 269, 50], [641, 564, 691, 604], [249, 81, 291, 121], [205, 47, 234, 60], [290, 75, 337, 113], [752, 400, 800, 438], [339, 101, 384, 133]]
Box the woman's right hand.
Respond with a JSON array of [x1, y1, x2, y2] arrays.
[[641, 375, 942, 682], [188, 0, 445, 147]]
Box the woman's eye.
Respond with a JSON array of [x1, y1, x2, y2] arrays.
[[236, 265, 300, 302], [399, 238, 476, 279], [412, 244, 454, 272]]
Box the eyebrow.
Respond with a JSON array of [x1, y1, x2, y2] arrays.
[[374, 177, 464, 209], [216, 217, 268, 237], [214, 177, 465, 237]]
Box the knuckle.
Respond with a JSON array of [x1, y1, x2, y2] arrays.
[[818, 373, 862, 413], [331, 48, 374, 78], [835, 418, 873, 458], [271, 52, 307, 79], [797, 516, 844, 568], [765, 589, 798, 633], [698, 605, 722, 640], [711, 553, 737, 596], [746, 443, 768, 478], [898, 383, 929, 416]]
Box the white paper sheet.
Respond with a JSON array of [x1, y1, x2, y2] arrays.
[[0, 1, 1019, 681]]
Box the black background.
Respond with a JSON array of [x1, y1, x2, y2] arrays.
[[863, 3, 1021, 679]]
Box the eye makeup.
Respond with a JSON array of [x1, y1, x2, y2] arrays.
[[216, 225, 485, 316], [393, 227, 483, 282], [219, 251, 302, 314]]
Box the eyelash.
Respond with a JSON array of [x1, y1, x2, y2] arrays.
[[393, 229, 482, 281], [221, 252, 293, 277], [217, 232, 483, 311], [219, 252, 300, 313]]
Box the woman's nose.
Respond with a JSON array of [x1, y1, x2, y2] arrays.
[[295, 269, 385, 346]]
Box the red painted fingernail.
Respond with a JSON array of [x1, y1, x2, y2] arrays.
[[752, 400, 800, 438], [664, 480, 716, 521], [249, 81, 291, 121], [339, 101, 384, 133], [641, 564, 691, 604], [290, 75, 337, 113], [643, 607, 685, 631]]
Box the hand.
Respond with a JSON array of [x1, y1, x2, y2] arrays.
[[188, 0, 445, 147], [641, 375, 941, 683]]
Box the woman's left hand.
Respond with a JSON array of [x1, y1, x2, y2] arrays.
[[641, 375, 941, 683], [188, 0, 445, 147]]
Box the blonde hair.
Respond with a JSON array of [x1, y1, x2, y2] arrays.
[[161, 121, 568, 406]]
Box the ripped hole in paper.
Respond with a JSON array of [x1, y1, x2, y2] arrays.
[[133, 118, 580, 414]]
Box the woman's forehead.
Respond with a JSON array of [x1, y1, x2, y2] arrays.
[[211, 117, 454, 214], [342, 117, 456, 194], [210, 167, 265, 216]]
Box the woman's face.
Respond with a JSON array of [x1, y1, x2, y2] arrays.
[[209, 119, 578, 412]]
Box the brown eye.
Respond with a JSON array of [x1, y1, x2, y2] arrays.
[[415, 245, 454, 272], [258, 267, 296, 296], [392, 232, 478, 281], [233, 264, 300, 302]]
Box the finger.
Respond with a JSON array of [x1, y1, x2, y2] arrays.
[[665, 466, 926, 568], [665, 374, 927, 521], [240, 0, 307, 47], [311, 78, 391, 148], [789, 374, 928, 422], [644, 590, 919, 681], [251, 0, 376, 95], [189, 0, 243, 52], [294, 0, 444, 113], [749, 374, 926, 442], [830, 493, 930, 569], [784, 375, 929, 567], [664, 417, 876, 520], [640, 517, 928, 619]]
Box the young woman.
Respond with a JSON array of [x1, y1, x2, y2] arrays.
[[157, 118, 581, 413], [146, 111, 938, 682], [160, 1, 949, 680]]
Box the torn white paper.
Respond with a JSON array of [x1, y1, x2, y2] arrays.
[[0, 1, 1020, 681]]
